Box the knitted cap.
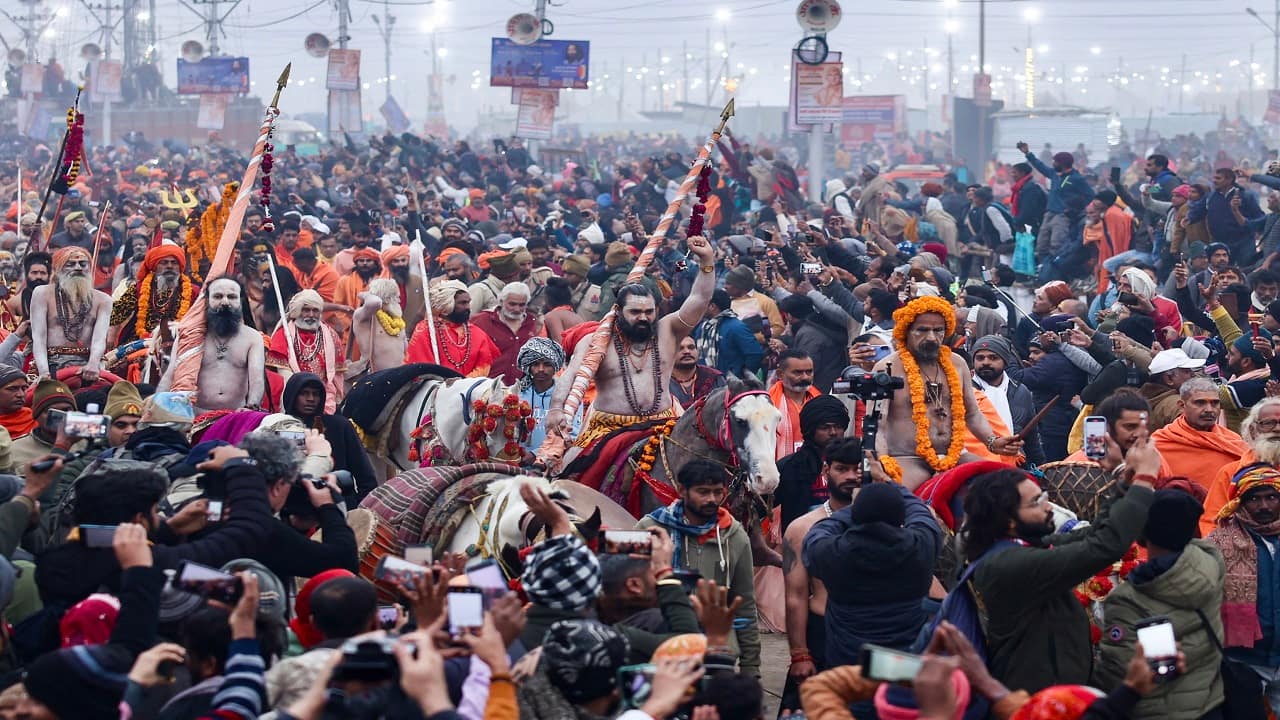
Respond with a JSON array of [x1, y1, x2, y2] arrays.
[[31, 378, 74, 419], [562, 254, 590, 277], [604, 242, 632, 269], [103, 381, 143, 420]]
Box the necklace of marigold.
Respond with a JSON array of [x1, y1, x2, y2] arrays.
[[895, 345, 967, 473]]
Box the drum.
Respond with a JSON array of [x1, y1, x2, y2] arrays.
[[1038, 461, 1115, 523], [300, 508, 379, 595], [358, 515, 404, 603]]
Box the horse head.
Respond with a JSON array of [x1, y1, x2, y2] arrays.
[[479, 474, 602, 577], [719, 374, 782, 495], [434, 377, 533, 465]]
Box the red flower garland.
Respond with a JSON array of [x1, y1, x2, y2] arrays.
[[61, 110, 85, 187], [411, 394, 535, 466]]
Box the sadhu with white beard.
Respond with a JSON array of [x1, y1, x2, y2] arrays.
[[30, 247, 113, 382], [1202, 397, 1280, 534], [108, 244, 198, 345], [267, 289, 345, 413]]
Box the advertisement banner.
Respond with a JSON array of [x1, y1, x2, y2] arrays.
[[90, 59, 123, 101], [196, 93, 229, 130], [791, 59, 844, 126], [514, 88, 557, 140], [380, 95, 411, 134], [490, 38, 589, 89], [327, 49, 361, 91], [327, 89, 362, 135], [177, 57, 250, 94], [1267, 89, 1280, 125], [840, 95, 906, 147]]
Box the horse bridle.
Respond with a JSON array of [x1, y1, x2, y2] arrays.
[[689, 388, 770, 502]]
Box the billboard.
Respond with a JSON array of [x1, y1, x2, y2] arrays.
[[327, 49, 361, 91], [840, 95, 906, 147], [515, 88, 557, 140], [489, 38, 589, 89], [791, 58, 844, 126], [177, 57, 250, 94]]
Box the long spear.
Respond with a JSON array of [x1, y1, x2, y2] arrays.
[[536, 99, 734, 467], [168, 64, 291, 396], [89, 200, 111, 287], [34, 87, 83, 251]]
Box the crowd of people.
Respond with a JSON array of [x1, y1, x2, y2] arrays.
[[0, 114, 1277, 720]]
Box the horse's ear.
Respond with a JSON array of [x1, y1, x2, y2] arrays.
[[725, 373, 742, 394], [575, 507, 603, 542], [739, 373, 764, 391], [500, 544, 524, 577]]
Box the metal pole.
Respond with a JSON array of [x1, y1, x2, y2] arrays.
[[808, 126, 823, 203], [704, 28, 710, 105], [976, 0, 987, 183], [102, 1, 112, 147], [207, 0, 218, 56], [337, 0, 348, 48], [1275, 0, 1279, 91]]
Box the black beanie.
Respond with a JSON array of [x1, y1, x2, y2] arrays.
[[1116, 315, 1156, 350], [1143, 489, 1204, 551], [24, 643, 133, 720], [850, 482, 906, 527]]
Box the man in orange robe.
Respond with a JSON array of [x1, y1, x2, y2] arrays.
[[404, 280, 497, 378], [1152, 377, 1249, 495]]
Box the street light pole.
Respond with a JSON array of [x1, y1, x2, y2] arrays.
[[1247, 4, 1279, 90]]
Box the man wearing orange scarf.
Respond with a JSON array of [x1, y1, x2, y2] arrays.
[[1152, 377, 1249, 493], [1201, 397, 1280, 535], [769, 351, 820, 460], [0, 366, 33, 439]]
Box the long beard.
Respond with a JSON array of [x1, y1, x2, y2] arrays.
[[913, 341, 941, 361], [356, 266, 378, 281], [391, 266, 410, 283], [57, 273, 93, 309], [447, 308, 470, 324], [207, 305, 242, 338], [617, 315, 653, 342], [295, 317, 321, 331], [1015, 517, 1056, 543], [1253, 437, 1280, 466], [155, 272, 179, 292]]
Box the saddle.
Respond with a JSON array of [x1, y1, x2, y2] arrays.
[[359, 462, 523, 553], [340, 363, 461, 455]]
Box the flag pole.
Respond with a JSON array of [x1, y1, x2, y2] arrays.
[[536, 99, 734, 468]]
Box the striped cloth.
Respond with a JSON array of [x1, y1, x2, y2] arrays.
[[359, 463, 522, 552]]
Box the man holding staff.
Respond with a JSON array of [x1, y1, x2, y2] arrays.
[[547, 234, 716, 448]]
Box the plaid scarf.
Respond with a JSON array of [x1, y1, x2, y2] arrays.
[[647, 501, 719, 568], [696, 310, 736, 370], [1208, 506, 1280, 647]]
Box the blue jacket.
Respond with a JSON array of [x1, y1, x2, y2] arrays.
[[1202, 185, 1263, 254], [803, 486, 941, 667], [1025, 152, 1095, 217], [695, 314, 763, 377], [1005, 349, 1088, 462], [1228, 531, 1280, 668]]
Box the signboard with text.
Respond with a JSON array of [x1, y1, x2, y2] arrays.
[[489, 38, 589, 89], [840, 95, 906, 147], [177, 57, 250, 94]]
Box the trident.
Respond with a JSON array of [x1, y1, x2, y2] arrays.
[[160, 185, 199, 219]]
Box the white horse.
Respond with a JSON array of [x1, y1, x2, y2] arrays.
[[443, 475, 634, 572], [394, 376, 527, 471]]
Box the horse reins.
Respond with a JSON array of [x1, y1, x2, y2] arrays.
[[687, 388, 770, 505]]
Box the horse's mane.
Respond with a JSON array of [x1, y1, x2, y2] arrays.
[[723, 372, 765, 396]]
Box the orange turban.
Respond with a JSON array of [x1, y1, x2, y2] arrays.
[[354, 247, 381, 264], [436, 247, 466, 264], [141, 245, 187, 276], [379, 245, 411, 278], [51, 247, 90, 272]]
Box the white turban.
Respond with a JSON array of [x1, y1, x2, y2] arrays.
[[429, 280, 468, 314], [1121, 267, 1156, 300], [286, 289, 324, 319]]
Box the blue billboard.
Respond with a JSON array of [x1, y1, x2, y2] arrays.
[[177, 57, 250, 94], [489, 38, 589, 90]]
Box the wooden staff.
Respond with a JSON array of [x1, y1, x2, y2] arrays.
[[89, 200, 111, 275], [411, 230, 440, 363], [536, 99, 735, 467]]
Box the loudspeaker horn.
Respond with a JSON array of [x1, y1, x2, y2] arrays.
[[180, 40, 204, 63], [7, 48, 25, 65], [80, 42, 102, 61], [506, 13, 542, 45], [795, 0, 842, 33], [304, 32, 331, 58]]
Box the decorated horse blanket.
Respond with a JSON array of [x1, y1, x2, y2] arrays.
[[341, 363, 461, 457], [360, 462, 523, 554]]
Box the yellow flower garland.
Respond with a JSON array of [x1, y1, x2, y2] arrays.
[[376, 310, 406, 336], [886, 296, 967, 477], [135, 276, 193, 339]]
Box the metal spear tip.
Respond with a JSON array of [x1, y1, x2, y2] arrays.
[[721, 98, 735, 120], [277, 63, 292, 88]]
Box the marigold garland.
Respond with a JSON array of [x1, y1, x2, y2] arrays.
[[134, 276, 193, 339], [376, 310, 406, 337], [634, 419, 678, 485], [192, 183, 239, 281], [891, 296, 966, 473]]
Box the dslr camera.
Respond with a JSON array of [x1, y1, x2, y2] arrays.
[[832, 367, 905, 400], [332, 636, 414, 682]]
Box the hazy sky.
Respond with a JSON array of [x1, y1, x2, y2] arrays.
[[10, 0, 1279, 129]]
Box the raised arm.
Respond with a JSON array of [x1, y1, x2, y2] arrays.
[[667, 235, 716, 336], [352, 292, 382, 323]]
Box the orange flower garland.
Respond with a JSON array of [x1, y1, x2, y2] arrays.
[[889, 296, 966, 474], [134, 276, 193, 339], [634, 419, 677, 481], [192, 183, 238, 281]]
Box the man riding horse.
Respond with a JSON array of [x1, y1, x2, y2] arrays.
[[546, 234, 715, 447]]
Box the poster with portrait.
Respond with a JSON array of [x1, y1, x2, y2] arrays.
[[791, 57, 844, 126], [515, 88, 557, 140], [196, 93, 229, 130], [490, 38, 589, 89], [90, 59, 123, 101], [327, 49, 361, 91]]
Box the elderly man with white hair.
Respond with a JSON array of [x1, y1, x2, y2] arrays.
[[349, 278, 409, 381], [471, 281, 540, 383], [1118, 265, 1183, 340], [266, 289, 345, 412]]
